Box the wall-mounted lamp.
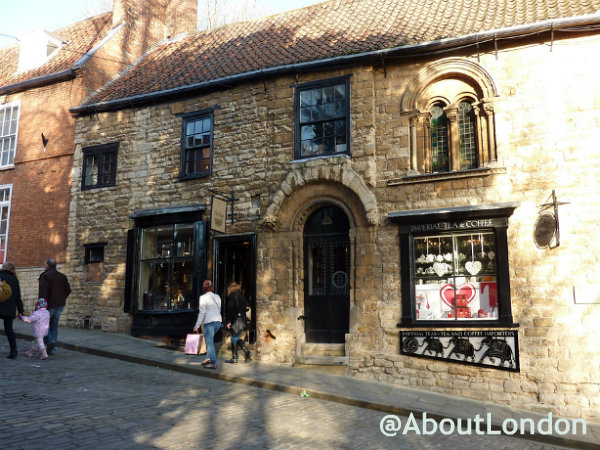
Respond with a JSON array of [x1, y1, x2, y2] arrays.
[[41, 133, 49, 152], [534, 190, 569, 248]]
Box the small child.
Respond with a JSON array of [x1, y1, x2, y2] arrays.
[[19, 298, 50, 360]]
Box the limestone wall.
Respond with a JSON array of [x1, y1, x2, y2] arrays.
[[67, 34, 600, 421]]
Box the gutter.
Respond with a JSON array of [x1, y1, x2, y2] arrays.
[[70, 12, 600, 116], [0, 68, 76, 96], [0, 22, 126, 97]]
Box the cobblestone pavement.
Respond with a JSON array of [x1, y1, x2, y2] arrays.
[[1, 339, 577, 450]]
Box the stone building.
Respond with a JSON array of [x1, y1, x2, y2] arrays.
[[0, 0, 197, 302], [68, 0, 600, 421]]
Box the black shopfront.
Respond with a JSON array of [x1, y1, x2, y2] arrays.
[[124, 204, 208, 336], [390, 203, 519, 328], [390, 203, 521, 370]]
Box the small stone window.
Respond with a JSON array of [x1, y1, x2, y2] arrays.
[[180, 110, 213, 179], [81, 142, 119, 190], [84, 243, 106, 283]]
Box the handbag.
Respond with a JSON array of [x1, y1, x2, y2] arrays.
[[184, 333, 207, 355], [231, 315, 247, 335]]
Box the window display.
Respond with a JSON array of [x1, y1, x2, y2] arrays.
[[138, 224, 195, 311], [413, 231, 498, 321]]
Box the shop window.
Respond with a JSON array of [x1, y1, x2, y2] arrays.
[[180, 110, 213, 179], [294, 76, 350, 160], [414, 231, 497, 321], [84, 243, 106, 283], [0, 101, 19, 167], [138, 223, 195, 311], [390, 203, 517, 327], [81, 142, 118, 190]]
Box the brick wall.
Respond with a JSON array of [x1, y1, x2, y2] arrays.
[[68, 34, 600, 421], [0, 78, 85, 268]]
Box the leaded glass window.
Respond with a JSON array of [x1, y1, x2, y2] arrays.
[[458, 101, 478, 170], [430, 104, 449, 172]]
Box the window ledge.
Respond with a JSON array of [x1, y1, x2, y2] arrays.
[[387, 166, 506, 186], [0, 164, 15, 171], [291, 153, 351, 165]]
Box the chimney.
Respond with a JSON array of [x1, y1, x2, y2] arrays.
[[165, 0, 198, 37], [113, 0, 197, 38]]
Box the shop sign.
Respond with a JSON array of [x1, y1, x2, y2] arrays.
[[410, 218, 504, 233], [211, 197, 227, 233], [400, 330, 519, 372]]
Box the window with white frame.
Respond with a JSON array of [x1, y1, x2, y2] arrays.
[[0, 102, 20, 167], [0, 186, 12, 263]]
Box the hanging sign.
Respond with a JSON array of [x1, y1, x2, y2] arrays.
[[211, 197, 227, 233], [400, 330, 519, 372]]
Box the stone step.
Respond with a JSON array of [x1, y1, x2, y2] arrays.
[[296, 355, 349, 366], [301, 343, 345, 357]]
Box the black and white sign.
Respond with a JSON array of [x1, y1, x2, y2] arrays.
[[400, 330, 519, 372]]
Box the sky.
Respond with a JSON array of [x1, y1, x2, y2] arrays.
[[0, 0, 323, 48]]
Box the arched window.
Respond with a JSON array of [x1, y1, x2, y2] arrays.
[[401, 58, 499, 175], [458, 100, 478, 170], [430, 103, 449, 173]]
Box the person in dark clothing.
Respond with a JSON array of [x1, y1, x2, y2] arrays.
[[38, 258, 71, 355], [0, 262, 24, 359], [224, 282, 252, 364]]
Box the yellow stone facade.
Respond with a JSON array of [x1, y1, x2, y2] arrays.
[[67, 33, 600, 421]]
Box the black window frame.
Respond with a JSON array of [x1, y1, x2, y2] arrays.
[[84, 242, 107, 264], [81, 142, 119, 190], [294, 75, 351, 160], [179, 109, 214, 180], [390, 203, 519, 328]]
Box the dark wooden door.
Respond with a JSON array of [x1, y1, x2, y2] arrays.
[[303, 206, 350, 343]]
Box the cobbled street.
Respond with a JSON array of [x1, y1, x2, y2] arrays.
[[1, 339, 577, 450]]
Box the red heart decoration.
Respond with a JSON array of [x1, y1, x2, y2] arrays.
[[440, 283, 476, 308]]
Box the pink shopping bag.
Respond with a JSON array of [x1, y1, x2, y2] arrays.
[[184, 333, 206, 354]]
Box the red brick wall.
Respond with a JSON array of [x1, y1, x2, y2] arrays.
[[0, 78, 85, 267]]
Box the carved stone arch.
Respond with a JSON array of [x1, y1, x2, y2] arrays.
[[401, 58, 500, 112], [402, 58, 500, 174], [265, 163, 377, 231]]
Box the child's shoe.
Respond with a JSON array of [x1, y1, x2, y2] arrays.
[[40, 348, 48, 360], [26, 348, 34, 357]]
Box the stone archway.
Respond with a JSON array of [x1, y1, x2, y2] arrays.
[[263, 162, 377, 364], [264, 159, 378, 231]]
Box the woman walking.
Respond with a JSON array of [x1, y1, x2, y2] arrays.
[[193, 280, 222, 369], [0, 262, 24, 359], [224, 282, 252, 364]]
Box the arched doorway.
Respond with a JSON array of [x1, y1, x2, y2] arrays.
[[303, 205, 350, 343]]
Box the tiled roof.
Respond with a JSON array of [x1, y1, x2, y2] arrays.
[[0, 13, 112, 90], [82, 0, 600, 108]]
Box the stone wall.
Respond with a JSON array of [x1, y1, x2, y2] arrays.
[[68, 33, 600, 421]]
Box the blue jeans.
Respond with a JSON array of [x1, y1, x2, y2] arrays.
[[230, 331, 241, 346], [44, 305, 64, 352], [203, 321, 221, 365]]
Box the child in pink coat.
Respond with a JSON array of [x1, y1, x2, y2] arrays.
[[19, 298, 50, 360]]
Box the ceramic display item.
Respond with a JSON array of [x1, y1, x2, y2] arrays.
[[433, 262, 448, 277], [465, 260, 482, 276]]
